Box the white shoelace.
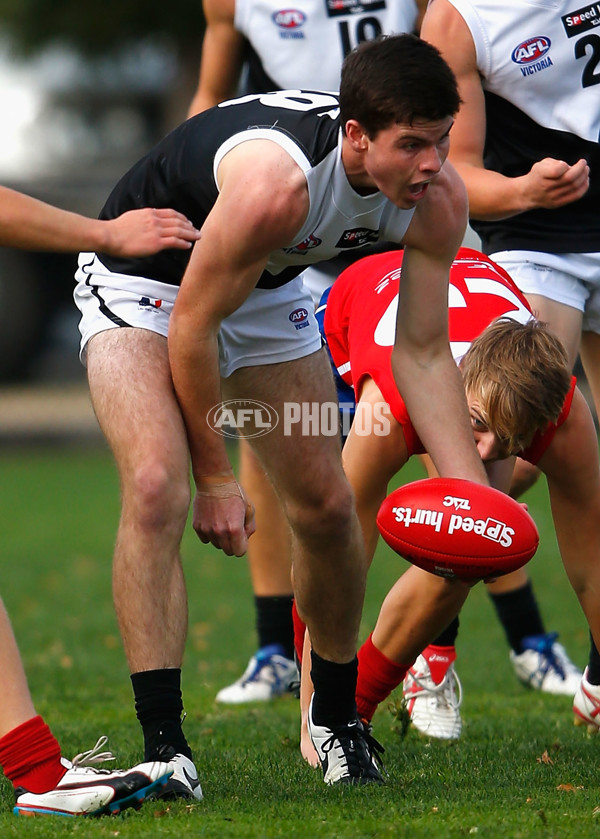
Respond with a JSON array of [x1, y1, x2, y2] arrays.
[[408, 666, 464, 710], [71, 736, 116, 768]]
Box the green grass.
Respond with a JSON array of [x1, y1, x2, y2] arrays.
[[0, 442, 597, 838]]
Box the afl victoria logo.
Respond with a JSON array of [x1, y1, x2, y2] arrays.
[[511, 36, 551, 64], [273, 9, 306, 29], [289, 307, 310, 329]]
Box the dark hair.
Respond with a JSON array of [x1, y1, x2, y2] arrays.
[[339, 33, 461, 137]]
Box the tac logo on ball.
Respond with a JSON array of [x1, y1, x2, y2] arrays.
[[377, 478, 539, 582]]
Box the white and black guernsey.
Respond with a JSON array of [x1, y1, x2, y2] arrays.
[[234, 0, 420, 94], [448, 0, 600, 254], [97, 90, 414, 289]]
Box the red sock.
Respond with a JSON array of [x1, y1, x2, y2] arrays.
[[0, 716, 65, 793], [291, 599, 306, 666], [422, 644, 456, 684], [357, 634, 412, 722]]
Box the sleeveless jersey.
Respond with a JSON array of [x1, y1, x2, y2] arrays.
[[235, 0, 420, 93], [97, 90, 414, 289], [324, 246, 575, 463], [447, 0, 600, 254]]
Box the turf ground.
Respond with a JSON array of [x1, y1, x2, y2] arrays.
[[0, 442, 597, 838]]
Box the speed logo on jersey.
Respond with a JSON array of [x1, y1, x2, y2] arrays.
[[562, 3, 600, 37]]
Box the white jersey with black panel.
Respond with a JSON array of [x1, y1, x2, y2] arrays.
[[98, 90, 414, 289], [448, 0, 600, 253], [234, 0, 420, 92]]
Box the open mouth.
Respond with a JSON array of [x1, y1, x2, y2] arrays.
[[408, 181, 430, 200]]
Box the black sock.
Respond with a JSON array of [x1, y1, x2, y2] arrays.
[[130, 668, 192, 761], [310, 650, 357, 729], [255, 595, 295, 660], [488, 581, 545, 654], [587, 633, 600, 685], [430, 616, 460, 647]]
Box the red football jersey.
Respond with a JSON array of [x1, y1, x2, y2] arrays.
[[324, 247, 574, 463]]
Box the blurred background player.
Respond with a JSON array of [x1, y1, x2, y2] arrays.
[[189, 0, 582, 709], [420, 0, 600, 729], [298, 247, 600, 760], [0, 185, 199, 816]]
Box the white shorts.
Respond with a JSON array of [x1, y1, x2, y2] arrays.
[[74, 253, 322, 377], [491, 250, 600, 333]]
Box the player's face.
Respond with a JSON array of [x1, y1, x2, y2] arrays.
[[360, 117, 453, 208], [466, 392, 520, 463]]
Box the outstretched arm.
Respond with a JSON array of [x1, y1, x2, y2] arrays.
[[420, 0, 590, 220], [396, 163, 487, 484], [0, 186, 201, 256]]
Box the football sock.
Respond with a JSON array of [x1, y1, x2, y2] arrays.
[[488, 580, 545, 653], [310, 650, 358, 728], [586, 633, 600, 685], [0, 715, 65, 793], [131, 668, 192, 761], [430, 616, 460, 648], [291, 598, 306, 666], [255, 594, 295, 660], [356, 634, 411, 722]]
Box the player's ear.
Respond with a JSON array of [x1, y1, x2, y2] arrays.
[[345, 120, 369, 152]]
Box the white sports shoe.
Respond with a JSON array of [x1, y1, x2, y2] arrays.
[[403, 650, 463, 740], [216, 644, 299, 704], [14, 737, 172, 817], [573, 668, 600, 733], [307, 696, 384, 786], [153, 749, 203, 801], [510, 633, 582, 696]]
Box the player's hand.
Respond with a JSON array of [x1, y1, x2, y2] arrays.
[[193, 475, 256, 556], [102, 208, 201, 256], [524, 157, 589, 210]]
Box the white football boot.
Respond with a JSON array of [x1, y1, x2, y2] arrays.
[[14, 737, 172, 817], [573, 668, 600, 733], [510, 632, 582, 695], [216, 644, 299, 704], [403, 647, 462, 740]]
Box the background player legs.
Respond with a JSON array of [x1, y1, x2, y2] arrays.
[[215, 441, 297, 704]]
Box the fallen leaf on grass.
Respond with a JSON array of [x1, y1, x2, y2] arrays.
[[556, 784, 584, 792], [537, 751, 554, 765]]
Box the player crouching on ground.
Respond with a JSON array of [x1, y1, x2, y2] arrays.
[[296, 247, 600, 763]]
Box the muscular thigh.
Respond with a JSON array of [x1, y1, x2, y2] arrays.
[[223, 348, 348, 507], [86, 328, 190, 477]]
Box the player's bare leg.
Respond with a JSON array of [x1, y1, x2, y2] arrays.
[[224, 350, 382, 784], [86, 329, 201, 799], [224, 349, 366, 665], [87, 329, 190, 672]]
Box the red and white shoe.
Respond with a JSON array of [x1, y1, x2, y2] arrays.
[[573, 668, 600, 734], [403, 646, 462, 740]]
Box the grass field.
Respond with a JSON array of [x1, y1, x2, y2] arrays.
[[0, 441, 597, 838]]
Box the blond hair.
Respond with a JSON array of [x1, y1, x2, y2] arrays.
[[460, 318, 571, 456]]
